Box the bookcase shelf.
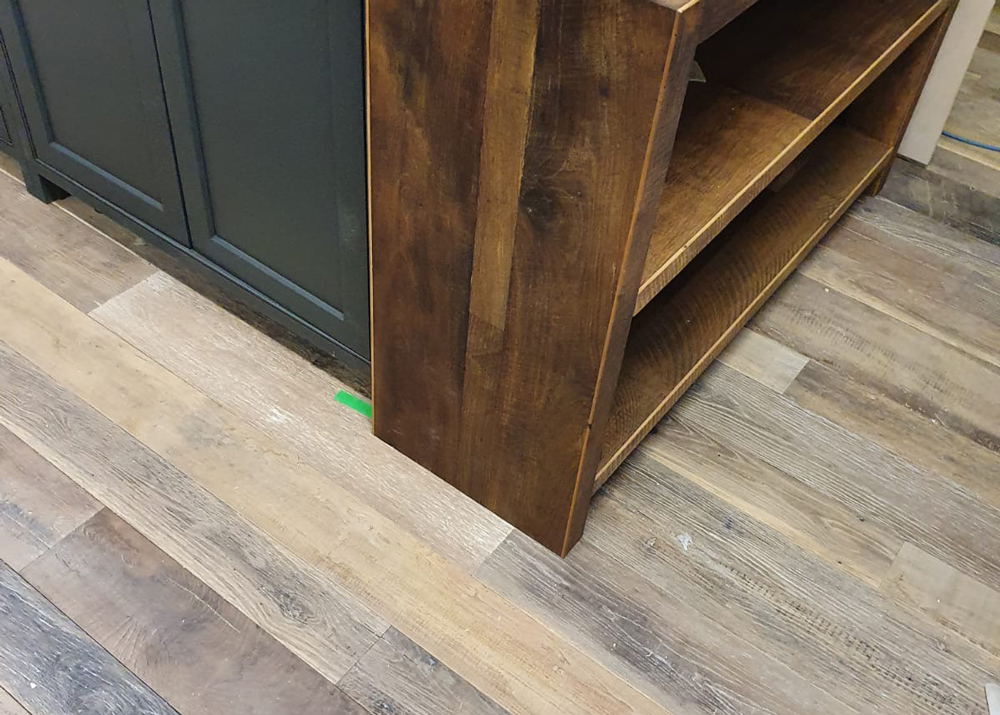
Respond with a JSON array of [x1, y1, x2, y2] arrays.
[[599, 125, 892, 487], [369, 0, 956, 556], [635, 0, 951, 314]]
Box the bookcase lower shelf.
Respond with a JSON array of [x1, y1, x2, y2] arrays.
[[596, 125, 893, 489]]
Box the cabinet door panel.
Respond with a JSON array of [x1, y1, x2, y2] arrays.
[[0, 106, 10, 149], [0, 0, 188, 241], [152, 0, 369, 358], [0, 30, 17, 152]]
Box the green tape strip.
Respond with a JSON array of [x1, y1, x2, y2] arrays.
[[335, 390, 373, 420]]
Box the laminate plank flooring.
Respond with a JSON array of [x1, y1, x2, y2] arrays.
[[21, 509, 371, 715], [90, 271, 510, 572], [881, 542, 1000, 659], [0, 262, 666, 715], [0, 563, 178, 715], [0, 689, 28, 715], [0, 426, 101, 570], [0, 42, 997, 715], [0, 165, 155, 312], [0, 339, 386, 686], [339, 628, 512, 715]]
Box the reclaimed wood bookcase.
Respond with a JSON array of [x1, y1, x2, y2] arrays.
[[367, 0, 956, 555]]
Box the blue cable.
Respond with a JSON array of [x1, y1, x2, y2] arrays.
[[942, 130, 1000, 154]]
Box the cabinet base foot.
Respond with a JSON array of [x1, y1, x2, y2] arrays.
[[23, 169, 69, 204]]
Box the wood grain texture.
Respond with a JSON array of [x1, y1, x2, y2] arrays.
[[675, 362, 1000, 593], [697, 0, 949, 120], [0, 425, 101, 570], [715, 329, 808, 394], [22, 509, 370, 715], [0, 170, 155, 311], [599, 126, 890, 487], [785, 360, 1000, 513], [0, 320, 386, 688], [0, 259, 667, 715], [843, 4, 955, 193], [800, 221, 1000, 368], [943, 41, 1000, 167], [845, 195, 1000, 270], [881, 542, 1000, 658], [0, 562, 178, 715], [369, 0, 694, 554], [927, 142, 1000, 200], [641, 407, 901, 586], [582, 449, 999, 715], [637, 0, 952, 312], [880, 157, 1000, 246], [0, 345, 386, 686], [340, 628, 510, 715], [478, 533, 852, 715], [92, 271, 510, 572], [636, 84, 809, 311], [753, 274, 1000, 453], [0, 689, 27, 715]]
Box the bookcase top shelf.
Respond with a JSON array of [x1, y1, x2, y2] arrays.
[[635, 0, 950, 314]]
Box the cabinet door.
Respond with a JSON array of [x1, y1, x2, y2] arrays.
[[0, 30, 17, 153], [0, 0, 188, 241], [151, 0, 369, 358]]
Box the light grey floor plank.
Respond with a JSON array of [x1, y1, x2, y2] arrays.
[[340, 628, 510, 715]]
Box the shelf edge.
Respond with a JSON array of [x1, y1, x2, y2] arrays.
[[596, 145, 893, 492], [633, 0, 951, 315]]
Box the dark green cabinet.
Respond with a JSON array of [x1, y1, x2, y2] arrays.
[[0, 0, 370, 362], [0, 28, 19, 154], [0, 0, 189, 240], [151, 0, 369, 357], [0, 105, 10, 150]]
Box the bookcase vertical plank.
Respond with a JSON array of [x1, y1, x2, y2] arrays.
[[844, 4, 957, 194], [368, 0, 697, 554]]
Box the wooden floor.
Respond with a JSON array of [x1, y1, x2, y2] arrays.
[[1, 34, 999, 715]]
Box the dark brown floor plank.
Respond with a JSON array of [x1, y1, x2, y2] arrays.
[[752, 274, 1000, 453], [586, 450, 998, 715], [339, 628, 509, 715], [675, 362, 1000, 592], [0, 341, 386, 686], [786, 360, 1000, 512], [801, 221, 1000, 367], [0, 561, 178, 715], [477, 534, 853, 715], [22, 508, 370, 715], [0, 425, 101, 571], [0, 169, 155, 312]]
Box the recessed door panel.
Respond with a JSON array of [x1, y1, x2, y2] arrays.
[[0, 0, 188, 242], [152, 0, 369, 357]]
